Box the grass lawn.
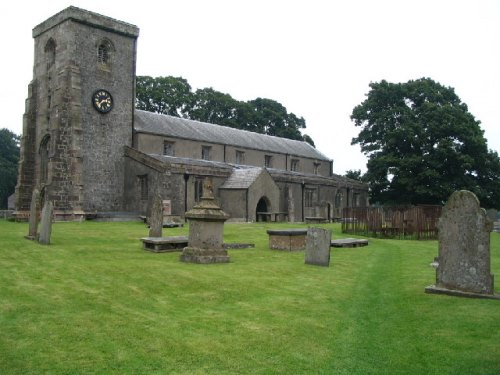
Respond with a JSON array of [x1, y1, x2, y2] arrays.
[[0, 219, 499, 374]]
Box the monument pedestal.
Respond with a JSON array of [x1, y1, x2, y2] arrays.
[[180, 178, 230, 264]]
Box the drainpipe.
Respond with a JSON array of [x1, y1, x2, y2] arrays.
[[301, 181, 305, 222], [183, 173, 189, 222], [245, 189, 249, 222]]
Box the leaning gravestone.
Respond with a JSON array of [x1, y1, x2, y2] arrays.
[[305, 227, 332, 267], [38, 200, 54, 245], [425, 190, 499, 299], [26, 188, 40, 240], [149, 193, 163, 238]]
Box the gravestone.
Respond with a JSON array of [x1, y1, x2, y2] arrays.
[[38, 200, 53, 245], [425, 190, 499, 299], [181, 177, 230, 264], [305, 227, 331, 267], [25, 188, 40, 240], [149, 193, 163, 237]]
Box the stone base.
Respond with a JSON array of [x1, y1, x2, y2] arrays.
[[180, 247, 230, 264], [141, 236, 189, 252], [330, 238, 369, 248], [267, 229, 307, 251], [425, 285, 500, 300]]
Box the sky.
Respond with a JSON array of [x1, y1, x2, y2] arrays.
[[1, 0, 499, 175]]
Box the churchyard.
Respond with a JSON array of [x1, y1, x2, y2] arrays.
[[0, 219, 499, 374]]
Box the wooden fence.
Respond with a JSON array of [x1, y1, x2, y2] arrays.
[[342, 205, 442, 240]]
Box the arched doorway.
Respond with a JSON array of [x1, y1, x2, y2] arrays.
[[256, 196, 271, 222]]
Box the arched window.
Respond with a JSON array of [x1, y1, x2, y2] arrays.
[[45, 38, 56, 69], [335, 192, 343, 208], [97, 39, 114, 66]]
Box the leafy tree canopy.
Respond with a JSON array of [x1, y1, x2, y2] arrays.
[[136, 76, 315, 146], [351, 78, 500, 208], [0, 128, 20, 209]]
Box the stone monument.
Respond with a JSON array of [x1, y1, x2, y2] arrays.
[[25, 188, 40, 240], [305, 227, 332, 267], [38, 200, 54, 245], [425, 190, 499, 299], [181, 177, 230, 264], [149, 193, 163, 238]]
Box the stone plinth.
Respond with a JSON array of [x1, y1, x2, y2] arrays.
[[181, 178, 230, 264], [267, 229, 308, 251], [425, 190, 499, 300], [141, 236, 188, 253]]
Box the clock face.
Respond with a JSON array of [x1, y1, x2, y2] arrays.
[[92, 89, 113, 113]]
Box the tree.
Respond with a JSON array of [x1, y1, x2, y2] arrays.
[[248, 98, 305, 141], [135, 76, 192, 117], [351, 78, 500, 208], [344, 169, 364, 181], [136, 76, 315, 145], [0, 129, 20, 209]]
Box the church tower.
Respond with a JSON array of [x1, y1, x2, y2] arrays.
[[16, 7, 139, 219]]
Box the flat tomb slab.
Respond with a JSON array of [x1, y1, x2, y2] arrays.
[[267, 229, 307, 251], [141, 236, 188, 252], [330, 238, 369, 248], [425, 285, 500, 300]]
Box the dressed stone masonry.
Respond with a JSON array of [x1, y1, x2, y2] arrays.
[[425, 190, 499, 299], [181, 178, 230, 264], [15, 7, 368, 224]]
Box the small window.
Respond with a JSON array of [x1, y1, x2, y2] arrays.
[[291, 159, 299, 172], [335, 192, 343, 208], [305, 189, 314, 207], [314, 162, 321, 175], [202, 146, 211, 161], [163, 141, 175, 156], [264, 155, 272, 168], [97, 39, 114, 66], [139, 175, 148, 201], [235, 151, 245, 165], [194, 178, 204, 202]]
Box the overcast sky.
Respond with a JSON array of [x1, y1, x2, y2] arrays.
[[1, 0, 499, 174]]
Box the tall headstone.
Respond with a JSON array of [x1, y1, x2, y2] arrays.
[[181, 177, 230, 264], [425, 190, 499, 299], [149, 193, 163, 238], [38, 200, 54, 245], [305, 227, 331, 267], [25, 188, 40, 240]]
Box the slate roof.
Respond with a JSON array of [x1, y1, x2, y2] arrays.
[[134, 110, 330, 161], [220, 168, 264, 189]]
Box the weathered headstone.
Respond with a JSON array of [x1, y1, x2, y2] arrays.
[[305, 227, 331, 267], [181, 177, 230, 263], [38, 200, 53, 245], [25, 188, 40, 240], [425, 190, 499, 299], [148, 193, 163, 237]]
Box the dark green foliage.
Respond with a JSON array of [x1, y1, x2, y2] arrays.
[[136, 76, 315, 145], [351, 78, 500, 208], [344, 169, 365, 181], [0, 129, 20, 209], [135, 76, 192, 117]]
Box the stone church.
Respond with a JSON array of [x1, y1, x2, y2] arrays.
[[15, 6, 368, 222]]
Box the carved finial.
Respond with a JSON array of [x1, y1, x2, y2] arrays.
[[202, 177, 214, 199]]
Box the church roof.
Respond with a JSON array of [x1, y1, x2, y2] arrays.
[[220, 168, 264, 189], [134, 110, 330, 161]]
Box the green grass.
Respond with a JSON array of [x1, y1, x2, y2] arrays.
[[0, 220, 499, 374]]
